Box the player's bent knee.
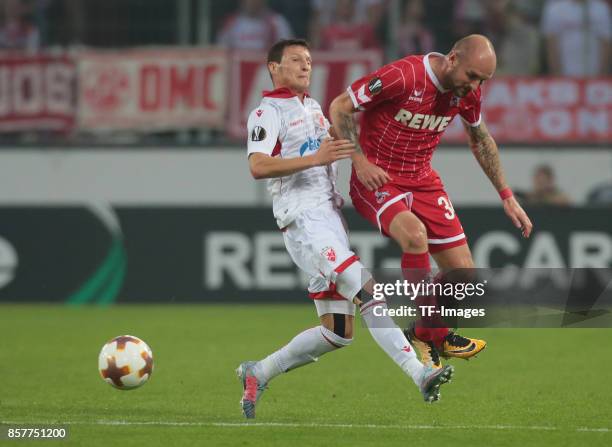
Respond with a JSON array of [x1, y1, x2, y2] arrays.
[[335, 260, 371, 303], [332, 313, 354, 339], [320, 325, 353, 349], [408, 227, 428, 251], [394, 220, 428, 252], [320, 313, 354, 340], [388, 213, 428, 251]]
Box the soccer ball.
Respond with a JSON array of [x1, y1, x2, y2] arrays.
[[98, 335, 153, 390]]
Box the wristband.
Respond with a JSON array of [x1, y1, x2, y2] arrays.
[[499, 187, 513, 200]]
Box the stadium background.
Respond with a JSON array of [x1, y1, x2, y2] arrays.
[[0, 1, 611, 446], [0, 0, 609, 304]]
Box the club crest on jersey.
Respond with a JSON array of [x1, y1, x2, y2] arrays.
[[375, 190, 391, 204], [368, 77, 382, 95], [450, 96, 460, 107], [251, 126, 266, 141], [299, 137, 321, 156], [256, 109, 263, 117], [321, 246, 336, 262]]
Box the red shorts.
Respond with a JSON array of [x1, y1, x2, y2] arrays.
[[349, 172, 467, 254]]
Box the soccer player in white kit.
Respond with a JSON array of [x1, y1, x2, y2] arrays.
[[237, 39, 454, 419]]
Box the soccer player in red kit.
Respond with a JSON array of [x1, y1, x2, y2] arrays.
[[329, 34, 533, 368]]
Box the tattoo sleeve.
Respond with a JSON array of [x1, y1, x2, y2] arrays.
[[465, 120, 508, 191], [336, 112, 365, 155]]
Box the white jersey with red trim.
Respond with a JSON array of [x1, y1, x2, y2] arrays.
[[247, 88, 342, 229]]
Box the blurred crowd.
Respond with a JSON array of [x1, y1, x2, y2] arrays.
[[0, 0, 609, 76], [215, 0, 611, 76], [0, 0, 609, 205]]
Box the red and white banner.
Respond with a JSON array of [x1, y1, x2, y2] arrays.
[[77, 48, 227, 131], [0, 49, 608, 143], [227, 50, 383, 139], [0, 54, 75, 132], [442, 78, 611, 144]]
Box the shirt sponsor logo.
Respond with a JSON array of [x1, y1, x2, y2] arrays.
[[299, 137, 321, 156], [394, 109, 452, 131], [251, 126, 267, 141], [290, 118, 305, 127]]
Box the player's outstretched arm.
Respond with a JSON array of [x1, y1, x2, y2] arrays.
[[330, 92, 391, 191], [248, 138, 355, 179], [464, 119, 533, 238]]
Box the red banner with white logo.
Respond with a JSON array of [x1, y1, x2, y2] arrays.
[[0, 54, 75, 132], [0, 49, 608, 143], [77, 48, 227, 131], [442, 78, 611, 143], [227, 50, 383, 139]]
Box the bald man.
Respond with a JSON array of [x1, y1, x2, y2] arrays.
[[329, 35, 533, 369]]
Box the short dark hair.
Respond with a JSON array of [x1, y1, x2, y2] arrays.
[[267, 39, 310, 64]]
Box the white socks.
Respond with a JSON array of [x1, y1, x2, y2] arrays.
[[253, 301, 425, 387], [360, 299, 424, 385], [255, 325, 352, 383]]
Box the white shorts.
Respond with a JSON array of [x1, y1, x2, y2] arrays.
[[282, 201, 371, 317]]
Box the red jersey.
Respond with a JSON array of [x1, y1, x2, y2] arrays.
[[347, 53, 482, 187]]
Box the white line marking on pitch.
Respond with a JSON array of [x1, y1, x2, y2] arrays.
[[2, 420, 610, 433]]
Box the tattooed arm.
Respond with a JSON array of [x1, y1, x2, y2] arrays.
[[329, 92, 366, 156], [464, 120, 533, 237], [329, 92, 391, 191], [464, 120, 508, 191]]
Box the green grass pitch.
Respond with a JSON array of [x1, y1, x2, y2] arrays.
[[1, 304, 611, 446]]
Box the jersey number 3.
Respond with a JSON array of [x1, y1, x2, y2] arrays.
[[437, 196, 455, 220]]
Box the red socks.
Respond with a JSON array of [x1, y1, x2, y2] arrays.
[[401, 252, 449, 346], [400, 251, 430, 280]]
